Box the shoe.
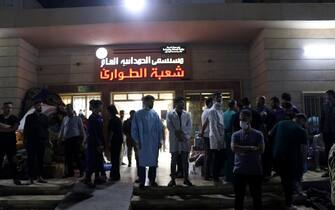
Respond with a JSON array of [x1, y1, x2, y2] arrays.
[[82, 178, 95, 188], [183, 179, 193, 186], [29, 179, 34, 185], [121, 162, 127, 165], [128, 162, 131, 167], [13, 179, 22, 185], [139, 184, 145, 189], [37, 177, 47, 183], [134, 179, 140, 184], [150, 182, 158, 187], [167, 179, 176, 187]]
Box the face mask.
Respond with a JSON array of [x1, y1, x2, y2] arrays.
[[240, 121, 249, 130]]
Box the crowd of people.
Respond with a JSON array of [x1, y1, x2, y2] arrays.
[[0, 90, 335, 210]]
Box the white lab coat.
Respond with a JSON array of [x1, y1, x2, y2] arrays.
[[208, 103, 226, 150], [167, 109, 192, 153]]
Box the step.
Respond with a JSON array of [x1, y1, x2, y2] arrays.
[[0, 195, 66, 210], [0, 179, 74, 196]]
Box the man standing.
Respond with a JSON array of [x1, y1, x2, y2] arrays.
[[256, 96, 272, 179], [83, 100, 104, 187], [201, 98, 213, 180], [124, 110, 137, 168], [207, 92, 226, 183], [167, 97, 193, 187], [131, 95, 162, 189], [59, 104, 85, 177], [24, 100, 49, 184], [231, 110, 265, 210], [223, 99, 237, 183], [271, 113, 307, 210], [0, 102, 21, 185], [320, 90, 335, 177]]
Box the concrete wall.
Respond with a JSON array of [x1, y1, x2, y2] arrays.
[[0, 38, 38, 114], [249, 31, 268, 102], [37, 44, 250, 97], [250, 28, 335, 110]]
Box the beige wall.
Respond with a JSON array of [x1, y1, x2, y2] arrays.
[[0, 38, 37, 114], [250, 29, 335, 110]]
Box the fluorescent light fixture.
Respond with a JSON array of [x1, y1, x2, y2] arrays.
[[96, 47, 108, 59], [124, 0, 145, 12], [304, 44, 335, 58]]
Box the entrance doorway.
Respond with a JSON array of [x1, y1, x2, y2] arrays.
[[111, 92, 175, 120]]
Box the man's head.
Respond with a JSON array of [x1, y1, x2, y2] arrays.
[[228, 99, 237, 110], [142, 95, 155, 110], [2, 102, 13, 116], [91, 100, 103, 114], [65, 104, 74, 116], [213, 92, 222, 104], [270, 96, 280, 109], [174, 96, 185, 112], [325, 90, 335, 105], [239, 109, 252, 130], [120, 110, 125, 118], [130, 110, 136, 118], [294, 113, 307, 128], [205, 98, 213, 109], [107, 104, 118, 116], [33, 99, 43, 113], [281, 92, 292, 103], [241, 97, 251, 108], [257, 96, 266, 107]]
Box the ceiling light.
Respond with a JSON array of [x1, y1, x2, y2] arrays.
[[304, 44, 335, 58]]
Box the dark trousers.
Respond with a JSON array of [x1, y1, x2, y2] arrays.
[[126, 137, 139, 170], [204, 137, 213, 178], [26, 142, 45, 178], [234, 173, 262, 210], [139, 166, 156, 185], [171, 152, 189, 179], [262, 140, 273, 177], [64, 136, 82, 176], [213, 149, 226, 179], [110, 140, 123, 180], [323, 132, 335, 158], [0, 140, 17, 179], [276, 160, 295, 207]]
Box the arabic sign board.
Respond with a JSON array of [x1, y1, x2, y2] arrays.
[[97, 46, 191, 82]]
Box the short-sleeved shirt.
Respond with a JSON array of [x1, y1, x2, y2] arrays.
[[231, 128, 264, 175], [0, 114, 19, 142], [60, 115, 83, 140]]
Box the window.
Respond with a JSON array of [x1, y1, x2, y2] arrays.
[[185, 91, 233, 134], [303, 92, 324, 118], [60, 93, 101, 118]]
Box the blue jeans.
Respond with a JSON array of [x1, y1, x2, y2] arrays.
[[139, 166, 156, 185]]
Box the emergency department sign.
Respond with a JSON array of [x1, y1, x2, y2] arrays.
[[97, 45, 191, 82]]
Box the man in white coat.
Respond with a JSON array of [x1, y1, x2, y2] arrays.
[[167, 96, 193, 187], [207, 92, 226, 183]]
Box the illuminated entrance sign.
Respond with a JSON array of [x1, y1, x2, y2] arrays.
[[98, 46, 190, 81], [100, 65, 185, 81]]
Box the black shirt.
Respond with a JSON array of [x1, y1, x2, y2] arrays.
[[0, 114, 19, 142], [108, 116, 123, 143], [24, 112, 49, 143]]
